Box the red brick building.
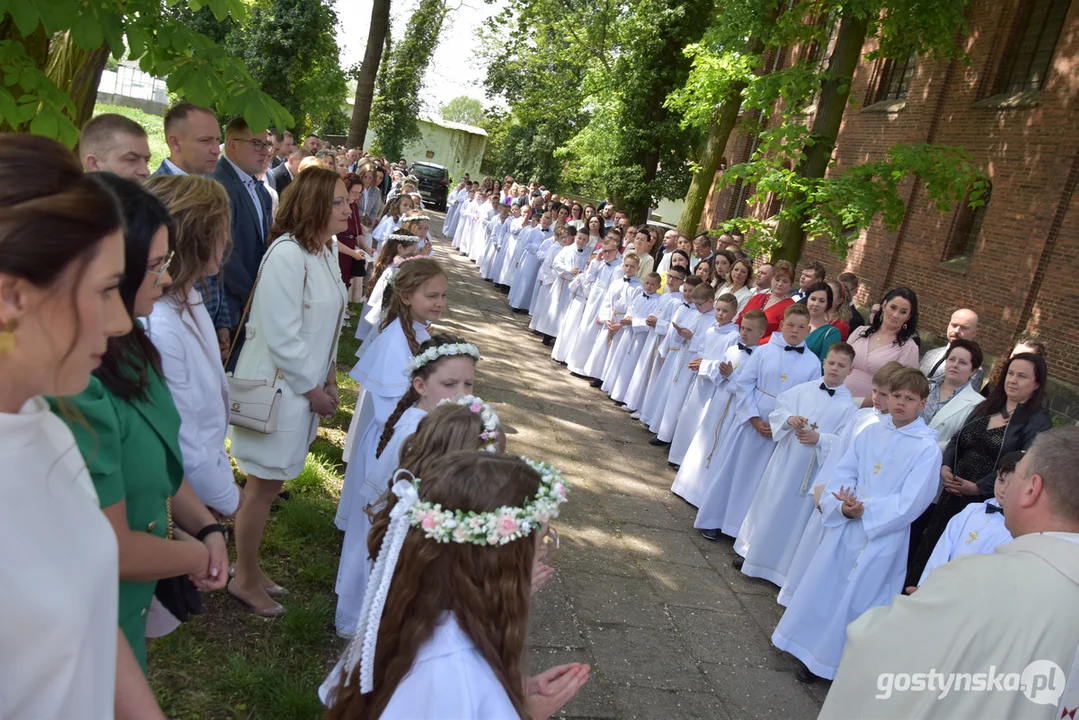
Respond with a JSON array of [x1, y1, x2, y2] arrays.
[[702, 0, 1079, 414]]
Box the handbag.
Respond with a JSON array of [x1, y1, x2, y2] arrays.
[[224, 238, 307, 434], [154, 499, 205, 621]]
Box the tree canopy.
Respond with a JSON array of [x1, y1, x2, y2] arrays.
[[440, 95, 484, 126]]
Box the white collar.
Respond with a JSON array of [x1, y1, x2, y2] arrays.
[[223, 154, 257, 184]]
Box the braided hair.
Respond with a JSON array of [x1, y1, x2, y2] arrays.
[[372, 228, 417, 281], [375, 334, 473, 458], [379, 257, 446, 355]]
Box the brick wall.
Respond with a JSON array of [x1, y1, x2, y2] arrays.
[[702, 0, 1079, 406]]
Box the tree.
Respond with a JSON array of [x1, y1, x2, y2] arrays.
[[347, 0, 390, 147], [441, 95, 484, 126], [369, 0, 448, 159], [0, 0, 292, 146]]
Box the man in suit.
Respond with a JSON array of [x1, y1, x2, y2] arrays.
[[154, 103, 221, 177], [791, 260, 826, 303], [79, 113, 152, 180], [214, 117, 273, 368], [270, 128, 293, 170], [919, 308, 983, 385], [269, 147, 310, 199], [303, 134, 321, 154]]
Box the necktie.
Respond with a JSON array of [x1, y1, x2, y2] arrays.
[[738, 343, 753, 355], [785, 345, 805, 354], [819, 383, 835, 396], [985, 504, 1004, 515]]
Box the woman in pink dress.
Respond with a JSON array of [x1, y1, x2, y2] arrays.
[[845, 287, 920, 401]]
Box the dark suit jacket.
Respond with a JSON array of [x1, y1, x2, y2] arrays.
[[212, 157, 271, 323], [942, 405, 1053, 494], [269, 162, 293, 198]]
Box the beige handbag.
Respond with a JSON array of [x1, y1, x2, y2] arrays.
[[224, 238, 306, 434]]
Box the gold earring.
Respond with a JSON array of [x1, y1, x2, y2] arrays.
[[0, 318, 18, 356]]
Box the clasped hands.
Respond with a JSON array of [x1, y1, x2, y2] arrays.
[[306, 384, 340, 419], [940, 466, 980, 496], [787, 416, 819, 445], [832, 485, 864, 519]]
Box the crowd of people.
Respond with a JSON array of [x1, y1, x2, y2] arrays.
[[1, 102, 1077, 720]]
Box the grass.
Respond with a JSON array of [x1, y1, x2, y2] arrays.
[[147, 304, 365, 720], [93, 103, 169, 169]]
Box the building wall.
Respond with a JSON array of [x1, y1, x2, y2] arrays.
[[703, 0, 1079, 398], [364, 121, 487, 180]]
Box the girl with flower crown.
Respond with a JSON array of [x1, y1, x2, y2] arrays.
[[371, 195, 414, 248], [401, 211, 433, 257], [334, 335, 484, 637], [354, 230, 419, 342], [338, 259, 448, 531], [323, 452, 588, 719]]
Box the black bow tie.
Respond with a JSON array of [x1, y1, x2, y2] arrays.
[[985, 504, 1004, 515], [643, 293, 652, 299], [577, 248, 585, 253], [683, 302, 692, 308], [819, 383, 835, 396], [623, 276, 631, 282], [738, 342, 753, 355], [785, 345, 805, 354]]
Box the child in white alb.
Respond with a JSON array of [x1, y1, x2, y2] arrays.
[[534, 227, 591, 340], [553, 236, 616, 364], [602, 272, 661, 396], [622, 268, 687, 412], [566, 238, 624, 375], [581, 253, 643, 383]]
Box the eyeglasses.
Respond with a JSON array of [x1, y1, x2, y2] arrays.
[[237, 139, 274, 153], [150, 250, 174, 287]]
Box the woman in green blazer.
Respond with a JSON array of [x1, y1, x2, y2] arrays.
[[50, 175, 228, 671]]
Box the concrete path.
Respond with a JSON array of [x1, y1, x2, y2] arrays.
[[430, 216, 827, 719]]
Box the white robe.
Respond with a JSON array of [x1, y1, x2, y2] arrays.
[[917, 498, 1012, 585], [566, 259, 622, 374], [335, 406, 427, 636], [452, 199, 477, 250], [667, 323, 740, 464], [506, 226, 544, 310], [692, 334, 822, 534], [479, 213, 509, 279], [819, 533, 1079, 720], [371, 215, 399, 248], [469, 206, 497, 263], [527, 241, 564, 329], [606, 293, 663, 400], [624, 292, 682, 412], [778, 407, 884, 607], [639, 301, 699, 427], [495, 216, 529, 286], [355, 266, 395, 341], [551, 255, 602, 363], [734, 380, 858, 586], [534, 244, 589, 336], [489, 215, 517, 282], [528, 235, 558, 313], [771, 415, 941, 679], [443, 188, 467, 236], [337, 319, 430, 530], [654, 318, 738, 443], [581, 275, 643, 379]]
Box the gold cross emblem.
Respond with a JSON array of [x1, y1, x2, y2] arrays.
[[780, 372, 788, 383], [966, 531, 978, 546], [873, 462, 883, 476]]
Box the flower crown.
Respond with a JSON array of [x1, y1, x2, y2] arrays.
[[438, 394, 500, 452], [406, 342, 480, 378], [401, 212, 431, 224], [387, 232, 418, 244]]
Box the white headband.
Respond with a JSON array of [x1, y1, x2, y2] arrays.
[[406, 342, 481, 378]]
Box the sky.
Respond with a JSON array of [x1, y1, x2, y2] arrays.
[[334, 0, 505, 116]]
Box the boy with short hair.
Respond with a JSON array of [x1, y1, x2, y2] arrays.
[[633, 275, 702, 419], [693, 304, 822, 538], [671, 310, 768, 505], [529, 225, 573, 341], [604, 271, 662, 398], [622, 267, 686, 410], [732, 342, 859, 586], [772, 367, 941, 683], [581, 253, 643, 382], [534, 225, 591, 340], [565, 236, 622, 372]]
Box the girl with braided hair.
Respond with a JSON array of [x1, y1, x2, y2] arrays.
[[334, 335, 481, 637], [337, 258, 448, 531], [354, 229, 419, 342]]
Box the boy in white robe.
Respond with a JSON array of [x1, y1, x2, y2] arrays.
[[479, 201, 511, 279], [603, 272, 662, 395], [528, 226, 572, 338], [581, 253, 644, 382], [527, 219, 559, 314], [777, 360, 904, 607], [495, 206, 531, 287], [566, 239, 623, 375], [623, 268, 687, 412], [553, 235, 616, 364], [453, 192, 480, 253], [733, 343, 859, 586], [654, 293, 740, 448], [490, 206, 519, 285], [535, 228, 591, 338], [771, 367, 941, 683], [506, 214, 548, 311], [694, 304, 821, 538], [913, 450, 1018, 588], [671, 310, 766, 506]]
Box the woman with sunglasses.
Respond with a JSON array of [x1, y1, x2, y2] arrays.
[[49, 175, 228, 673]]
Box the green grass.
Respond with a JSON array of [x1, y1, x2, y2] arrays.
[[147, 305, 366, 719], [93, 103, 169, 169]]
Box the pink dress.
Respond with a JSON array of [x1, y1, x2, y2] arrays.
[[844, 326, 920, 397]]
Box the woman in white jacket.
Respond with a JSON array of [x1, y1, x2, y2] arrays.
[[923, 338, 986, 450], [146, 175, 240, 517], [228, 167, 349, 617]]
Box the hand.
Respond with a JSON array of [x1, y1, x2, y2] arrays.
[[216, 328, 231, 360], [940, 466, 954, 484], [177, 531, 211, 583], [832, 485, 864, 518], [749, 417, 772, 439], [620, 317, 633, 326], [305, 387, 338, 418], [795, 427, 820, 445], [645, 315, 657, 328], [194, 532, 229, 591], [904, 585, 919, 595], [946, 476, 981, 497], [719, 360, 733, 377], [570, 268, 580, 275], [325, 384, 340, 406], [687, 358, 702, 372], [677, 327, 693, 340], [787, 415, 808, 431], [595, 317, 604, 325], [531, 561, 555, 595], [527, 664, 591, 720]]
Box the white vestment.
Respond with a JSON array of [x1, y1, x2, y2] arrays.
[[917, 498, 1012, 585], [624, 292, 682, 412], [527, 240, 564, 328], [639, 301, 700, 427], [771, 415, 941, 679], [734, 380, 858, 586], [495, 216, 529, 286], [654, 319, 738, 443], [566, 259, 623, 374], [666, 323, 740, 464], [581, 274, 643, 379], [552, 255, 603, 363], [355, 266, 395, 341], [506, 226, 544, 310], [528, 235, 558, 314], [489, 215, 517, 282], [534, 244, 589, 337], [452, 199, 477, 250], [692, 334, 822, 533], [606, 292, 663, 400]]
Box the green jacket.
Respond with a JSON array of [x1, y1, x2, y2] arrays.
[[49, 370, 184, 672]]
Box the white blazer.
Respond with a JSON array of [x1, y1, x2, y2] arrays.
[[147, 289, 239, 515], [928, 383, 986, 451]]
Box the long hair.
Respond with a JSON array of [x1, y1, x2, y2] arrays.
[[971, 352, 1047, 421], [827, 280, 852, 322], [726, 257, 754, 291], [805, 281, 834, 311], [93, 174, 173, 401], [985, 335, 1047, 390], [271, 166, 339, 253], [146, 175, 231, 310], [375, 334, 472, 458], [379, 258, 446, 355], [333, 452, 536, 719], [372, 229, 416, 281], [863, 286, 919, 346]]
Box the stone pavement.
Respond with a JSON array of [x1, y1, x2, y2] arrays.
[[428, 217, 827, 719]]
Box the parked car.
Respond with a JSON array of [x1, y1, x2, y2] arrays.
[[408, 162, 449, 210]]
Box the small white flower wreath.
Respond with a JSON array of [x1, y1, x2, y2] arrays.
[[438, 394, 500, 452], [406, 342, 481, 378], [401, 212, 431, 224]]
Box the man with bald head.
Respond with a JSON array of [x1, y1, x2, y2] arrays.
[[920, 308, 982, 386]]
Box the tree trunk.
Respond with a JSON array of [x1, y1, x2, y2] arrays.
[[45, 32, 111, 129], [772, 12, 868, 264], [347, 0, 391, 147], [677, 33, 766, 235]]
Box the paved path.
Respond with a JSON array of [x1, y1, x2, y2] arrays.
[[429, 215, 827, 719]]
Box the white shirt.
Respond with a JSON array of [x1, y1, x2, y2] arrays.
[[223, 154, 266, 229], [0, 397, 118, 719]]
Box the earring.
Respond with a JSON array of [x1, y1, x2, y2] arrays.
[[0, 318, 18, 356], [902, 323, 908, 330]]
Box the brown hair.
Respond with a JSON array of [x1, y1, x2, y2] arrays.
[[784, 303, 811, 321], [690, 283, 714, 302], [333, 452, 536, 719], [715, 292, 738, 310], [372, 229, 417, 282], [375, 334, 475, 457], [872, 360, 907, 388], [772, 259, 795, 282], [827, 280, 852, 322], [146, 175, 231, 308], [889, 367, 931, 399], [683, 275, 703, 289], [985, 334, 1048, 390], [78, 113, 147, 159], [741, 308, 768, 330], [379, 258, 447, 354], [401, 213, 429, 236], [827, 341, 856, 363], [727, 258, 753, 290], [271, 166, 340, 253], [378, 196, 409, 224], [344, 172, 364, 191]]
